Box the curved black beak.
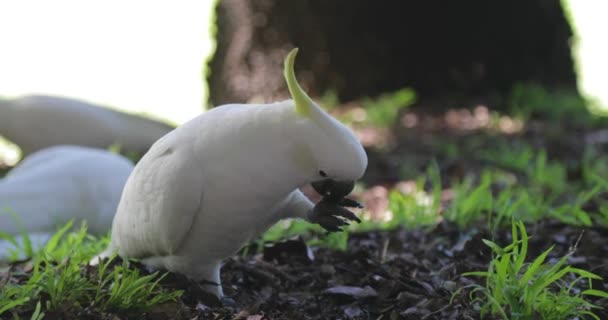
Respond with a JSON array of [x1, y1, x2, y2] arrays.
[[311, 179, 355, 200]]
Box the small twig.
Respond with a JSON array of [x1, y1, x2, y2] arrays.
[[569, 230, 585, 253], [257, 260, 299, 283], [380, 238, 390, 263], [238, 263, 279, 285], [421, 304, 450, 319]]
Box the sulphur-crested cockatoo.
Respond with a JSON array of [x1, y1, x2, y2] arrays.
[[0, 145, 133, 236], [100, 48, 367, 298], [0, 95, 174, 156]]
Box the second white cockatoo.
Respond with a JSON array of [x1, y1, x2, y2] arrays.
[[0, 95, 174, 157], [99, 48, 368, 298], [0, 145, 134, 237]]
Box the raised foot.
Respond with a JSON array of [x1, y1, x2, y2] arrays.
[[310, 197, 363, 232]]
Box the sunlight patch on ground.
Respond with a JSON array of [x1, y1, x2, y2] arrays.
[[397, 106, 525, 135]]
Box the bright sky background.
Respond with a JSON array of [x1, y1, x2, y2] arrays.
[[0, 1, 604, 120], [0, 0, 215, 125], [566, 1, 608, 111]]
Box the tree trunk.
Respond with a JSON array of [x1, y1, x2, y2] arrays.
[[207, 0, 577, 109]]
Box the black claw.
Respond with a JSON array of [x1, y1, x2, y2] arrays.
[[338, 198, 364, 209], [311, 199, 361, 232], [326, 223, 345, 232], [315, 211, 349, 227], [309, 179, 362, 232], [332, 205, 361, 223], [324, 225, 342, 232]]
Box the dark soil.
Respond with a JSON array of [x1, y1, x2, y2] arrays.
[[5, 220, 605, 320], [168, 220, 608, 320]]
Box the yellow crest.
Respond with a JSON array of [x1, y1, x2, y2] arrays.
[[284, 48, 314, 117]]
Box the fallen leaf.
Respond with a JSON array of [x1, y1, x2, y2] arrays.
[[196, 303, 209, 312], [324, 285, 378, 299], [344, 305, 363, 318]]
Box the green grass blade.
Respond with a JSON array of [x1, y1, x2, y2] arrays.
[[582, 289, 608, 299], [578, 311, 601, 320], [0, 297, 30, 315], [482, 239, 505, 255], [568, 268, 603, 280], [30, 300, 45, 320], [0, 230, 18, 246], [462, 271, 489, 277], [521, 245, 554, 284], [513, 221, 528, 274], [44, 220, 74, 253]]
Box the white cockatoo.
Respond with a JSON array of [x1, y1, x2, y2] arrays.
[[99, 48, 368, 298], [0, 95, 174, 156], [0, 145, 134, 236]]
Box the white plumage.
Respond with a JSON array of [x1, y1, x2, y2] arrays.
[[0, 145, 134, 236], [0, 95, 174, 156], [100, 49, 368, 297]]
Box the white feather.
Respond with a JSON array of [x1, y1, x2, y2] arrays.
[[0, 95, 174, 156], [0, 145, 134, 236]]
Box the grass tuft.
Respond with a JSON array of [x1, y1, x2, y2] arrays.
[[460, 220, 606, 320], [0, 222, 182, 318]]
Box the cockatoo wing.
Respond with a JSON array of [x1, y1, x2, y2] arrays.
[[4, 145, 86, 178], [1, 95, 174, 156], [0, 146, 133, 235], [111, 136, 204, 258]]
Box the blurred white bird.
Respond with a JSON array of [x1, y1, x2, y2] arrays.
[[0, 145, 134, 238], [0, 95, 174, 157], [99, 48, 368, 298]]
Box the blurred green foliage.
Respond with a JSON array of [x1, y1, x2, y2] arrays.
[[362, 88, 416, 127], [508, 83, 608, 124]]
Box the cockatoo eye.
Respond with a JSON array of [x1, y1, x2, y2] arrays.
[[319, 170, 328, 177]]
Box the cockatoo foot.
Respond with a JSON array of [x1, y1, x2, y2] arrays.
[[220, 297, 236, 308], [196, 277, 222, 296], [89, 247, 115, 266], [309, 179, 363, 232], [309, 198, 362, 232]]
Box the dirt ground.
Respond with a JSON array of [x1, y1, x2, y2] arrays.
[[29, 219, 601, 320], [4, 220, 607, 320]]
